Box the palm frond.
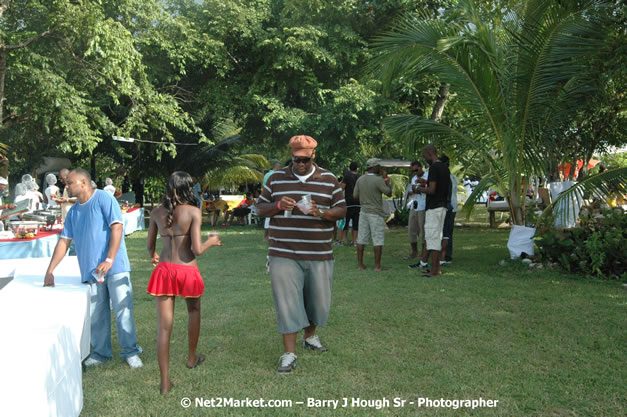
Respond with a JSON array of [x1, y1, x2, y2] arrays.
[[201, 165, 264, 190], [386, 174, 408, 199], [212, 118, 241, 142], [199, 152, 269, 190], [371, 15, 507, 144], [237, 154, 270, 170]]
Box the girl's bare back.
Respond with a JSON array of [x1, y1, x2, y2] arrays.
[[152, 204, 200, 265]]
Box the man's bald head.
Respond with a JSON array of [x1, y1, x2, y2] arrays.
[[422, 144, 438, 164], [70, 168, 91, 182], [59, 168, 70, 183], [67, 169, 93, 201]]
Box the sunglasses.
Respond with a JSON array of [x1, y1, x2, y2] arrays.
[[292, 156, 312, 164]]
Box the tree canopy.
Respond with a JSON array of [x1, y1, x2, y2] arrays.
[[1, 0, 624, 198]]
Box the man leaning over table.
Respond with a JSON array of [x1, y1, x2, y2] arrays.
[[44, 168, 143, 368]]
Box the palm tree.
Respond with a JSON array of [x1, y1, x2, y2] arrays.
[[200, 153, 269, 191], [187, 119, 270, 191], [370, 0, 626, 225]]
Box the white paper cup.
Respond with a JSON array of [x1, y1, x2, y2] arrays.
[[91, 269, 105, 283]]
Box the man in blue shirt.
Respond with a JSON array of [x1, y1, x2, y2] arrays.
[[44, 169, 143, 368]]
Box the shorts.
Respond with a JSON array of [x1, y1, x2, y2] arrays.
[[408, 210, 425, 243], [424, 207, 447, 251], [147, 262, 204, 298], [357, 212, 385, 246], [269, 256, 333, 334], [343, 207, 360, 231]]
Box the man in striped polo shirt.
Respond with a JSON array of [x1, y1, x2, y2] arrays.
[[257, 135, 347, 374]]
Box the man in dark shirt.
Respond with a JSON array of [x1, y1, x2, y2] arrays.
[[339, 162, 360, 246], [415, 144, 450, 277]]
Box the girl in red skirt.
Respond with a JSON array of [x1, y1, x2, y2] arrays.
[[147, 171, 222, 394]]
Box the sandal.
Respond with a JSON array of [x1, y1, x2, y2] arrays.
[[186, 353, 206, 369]]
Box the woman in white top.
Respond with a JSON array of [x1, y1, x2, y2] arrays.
[[14, 183, 28, 204], [10, 183, 29, 220], [25, 180, 44, 211], [44, 173, 60, 208], [103, 177, 116, 196]]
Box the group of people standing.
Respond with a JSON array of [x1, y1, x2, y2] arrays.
[[36, 136, 459, 397], [330, 144, 458, 277]]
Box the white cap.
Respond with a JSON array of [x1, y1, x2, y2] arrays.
[[0, 176, 7, 185], [26, 180, 39, 191], [105, 177, 113, 185], [21, 174, 33, 183], [15, 183, 27, 196], [46, 173, 57, 185]]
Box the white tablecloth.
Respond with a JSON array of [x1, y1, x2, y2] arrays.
[[0, 231, 60, 260], [0, 256, 90, 417], [122, 207, 145, 235]]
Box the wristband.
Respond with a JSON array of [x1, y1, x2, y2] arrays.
[[277, 200, 282, 210], [105, 258, 113, 264]]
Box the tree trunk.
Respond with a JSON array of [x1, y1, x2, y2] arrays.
[[0, 50, 6, 126], [430, 83, 450, 121], [577, 151, 593, 181], [90, 154, 97, 182]]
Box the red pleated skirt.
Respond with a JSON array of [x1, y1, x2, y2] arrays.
[[147, 262, 204, 298]]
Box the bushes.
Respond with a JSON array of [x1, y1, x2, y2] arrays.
[[535, 208, 626, 280]]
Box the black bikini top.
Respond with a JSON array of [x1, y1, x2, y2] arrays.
[[160, 233, 190, 238]]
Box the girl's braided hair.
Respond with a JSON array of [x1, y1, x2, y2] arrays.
[[162, 171, 199, 227]]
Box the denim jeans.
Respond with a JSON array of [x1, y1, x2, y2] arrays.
[[89, 271, 142, 361]]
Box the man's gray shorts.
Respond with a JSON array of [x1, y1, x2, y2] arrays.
[[357, 212, 385, 246], [269, 256, 334, 334]]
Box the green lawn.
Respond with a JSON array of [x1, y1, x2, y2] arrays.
[[81, 219, 626, 416]]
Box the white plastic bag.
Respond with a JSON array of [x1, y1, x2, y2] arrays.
[[507, 225, 536, 259], [296, 194, 313, 214]]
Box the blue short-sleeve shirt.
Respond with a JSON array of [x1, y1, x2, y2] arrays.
[[61, 189, 131, 282]]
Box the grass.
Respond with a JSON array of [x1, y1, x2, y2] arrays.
[[80, 215, 626, 416]]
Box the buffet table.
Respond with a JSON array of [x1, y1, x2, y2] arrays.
[[122, 207, 145, 235], [0, 229, 61, 260], [0, 256, 90, 417]]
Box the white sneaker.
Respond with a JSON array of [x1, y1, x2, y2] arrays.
[[408, 261, 429, 269], [126, 355, 143, 368], [277, 352, 297, 374], [84, 357, 104, 367], [303, 335, 328, 352]]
